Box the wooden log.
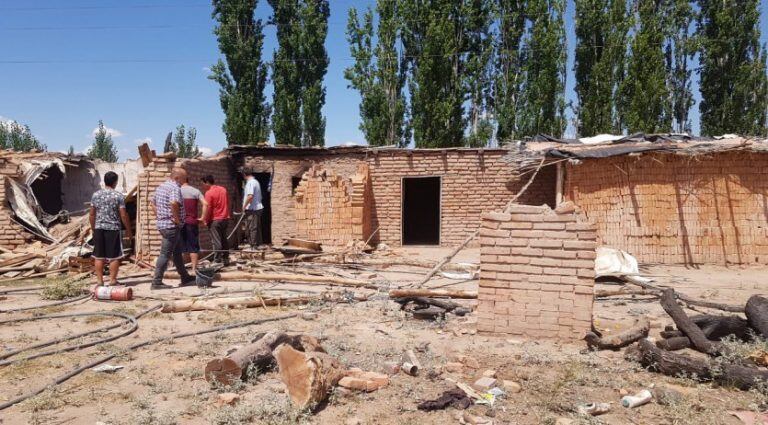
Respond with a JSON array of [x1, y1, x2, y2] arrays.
[[691, 314, 750, 341], [746, 295, 768, 339], [660, 330, 684, 339], [394, 297, 471, 317], [161, 295, 318, 313], [584, 318, 650, 350], [655, 336, 691, 351], [660, 288, 720, 355], [166, 271, 377, 289], [594, 287, 658, 298], [411, 306, 446, 320], [626, 279, 742, 313], [635, 339, 768, 391], [204, 332, 324, 386], [388, 289, 477, 299], [273, 343, 345, 410]]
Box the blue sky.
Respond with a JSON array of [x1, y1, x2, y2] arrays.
[[0, 0, 766, 160]]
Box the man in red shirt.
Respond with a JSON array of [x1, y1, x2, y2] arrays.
[[201, 175, 230, 265]]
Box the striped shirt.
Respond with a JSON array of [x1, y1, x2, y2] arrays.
[[153, 180, 184, 230]]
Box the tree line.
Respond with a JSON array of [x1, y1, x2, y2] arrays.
[[213, 0, 767, 148]]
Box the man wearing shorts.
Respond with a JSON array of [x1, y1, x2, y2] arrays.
[[181, 175, 208, 274], [89, 171, 132, 286]]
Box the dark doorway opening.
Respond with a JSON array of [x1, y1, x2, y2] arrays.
[[402, 176, 440, 245], [31, 166, 64, 215], [254, 173, 272, 244]]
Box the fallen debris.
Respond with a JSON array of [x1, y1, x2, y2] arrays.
[[389, 288, 477, 299], [273, 343, 345, 410], [417, 387, 471, 411], [620, 389, 652, 408], [161, 295, 318, 313], [338, 369, 389, 392], [584, 317, 650, 350], [205, 332, 324, 386], [577, 402, 611, 416]]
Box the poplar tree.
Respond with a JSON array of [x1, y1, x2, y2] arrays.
[[666, 0, 696, 133], [345, 0, 407, 147], [270, 0, 329, 146], [621, 0, 671, 133], [698, 0, 768, 136], [463, 0, 494, 147], [0, 120, 45, 152], [574, 0, 630, 136], [516, 0, 567, 138], [210, 0, 271, 145], [494, 0, 527, 141], [88, 121, 118, 163], [173, 125, 201, 159], [401, 0, 465, 148]]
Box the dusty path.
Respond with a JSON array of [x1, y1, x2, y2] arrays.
[[0, 248, 765, 424]]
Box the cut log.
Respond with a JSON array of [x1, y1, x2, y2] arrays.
[[660, 289, 720, 355], [746, 295, 768, 339], [594, 287, 658, 298], [411, 306, 446, 320], [634, 338, 768, 391], [273, 343, 345, 410], [655, 336, 691, 351], [166, 271, 376, 289], [584, 317, 650, 350], [659, 330, 684, 339], [392, 296, 470, 316], [204, 332, 324, 386], [161, 295, 318, 313], [626, 279, 742, 313], [691, 314, 750, 341], [388, 289, 477, 299]]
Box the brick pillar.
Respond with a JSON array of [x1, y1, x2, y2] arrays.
[[477, 204, 597, 339]]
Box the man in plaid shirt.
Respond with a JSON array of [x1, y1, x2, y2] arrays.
[[151, 167, 195, 289]]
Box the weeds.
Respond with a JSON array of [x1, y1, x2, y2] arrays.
[[40, 274, 89, 300]]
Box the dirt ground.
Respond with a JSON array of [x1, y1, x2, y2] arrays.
[[1, 247, 767, 425]]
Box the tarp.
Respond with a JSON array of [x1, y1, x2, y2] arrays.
[[594, 246, 652, 285], [6, 178, 56, 241]]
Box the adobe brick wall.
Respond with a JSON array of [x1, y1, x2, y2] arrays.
[[366, 150, 556, 247], [240, 154, 366, 245], [136, 155, 238, 260], [235, 149, 556, 247], [477, 204, 597, 339], [293, 164, 371, 245], [565, 151, 768, 265], [0, 158, 36, 250]]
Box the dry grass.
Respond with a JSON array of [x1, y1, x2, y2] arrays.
[[40, 274, 89, 300]]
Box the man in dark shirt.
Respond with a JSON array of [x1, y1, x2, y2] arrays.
[[89, 171, 132, 286]]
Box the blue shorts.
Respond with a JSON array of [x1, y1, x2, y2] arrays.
[[181, 224, 200, 254]]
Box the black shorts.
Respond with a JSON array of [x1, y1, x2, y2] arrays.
[[93, 229, 123, 261], [181, 224, 200, 254]]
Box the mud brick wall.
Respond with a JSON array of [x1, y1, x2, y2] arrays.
[[0, 159, 34, 250], [136, 155, 237, 260], [240, 154, 367, 245], [367, 150, 556, 247], [293, 164, 371, 245], [477, 204, 597, 339], [565, 152, 768, 265]]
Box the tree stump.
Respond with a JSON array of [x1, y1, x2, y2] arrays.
[[746, 295, 768, 339]]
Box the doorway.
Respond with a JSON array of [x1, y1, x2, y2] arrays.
[[402, 176, 441, 245], [253, 173, 272, 244]]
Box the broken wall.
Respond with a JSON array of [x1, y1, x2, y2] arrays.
[[477, 204, 596, 339], [240, 154, 366, 245], [565, 151, 768, 265], [293, 164, 371, 245], [0, 158, 33, 250], [136, 155, 237, 259]]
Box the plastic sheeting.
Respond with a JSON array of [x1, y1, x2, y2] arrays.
[[6, 178, 55, 241], [594, 246, 652, 285]]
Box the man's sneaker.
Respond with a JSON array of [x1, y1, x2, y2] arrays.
[[150, 283, 173, 290], [179, 276, 196, 287]]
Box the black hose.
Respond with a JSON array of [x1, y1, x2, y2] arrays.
[[0, 312, 297, 411], [0, 286, 45, 295], [0, 305, 160, 365], [0, 294, 90, 313]]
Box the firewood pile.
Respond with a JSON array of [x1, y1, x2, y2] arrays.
[[588, 284, 768, 391]]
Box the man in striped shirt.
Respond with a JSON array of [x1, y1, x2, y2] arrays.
[[151, 167, 195, 290]]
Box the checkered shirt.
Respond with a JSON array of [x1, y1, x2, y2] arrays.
[[154, 180, 184, 230]]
